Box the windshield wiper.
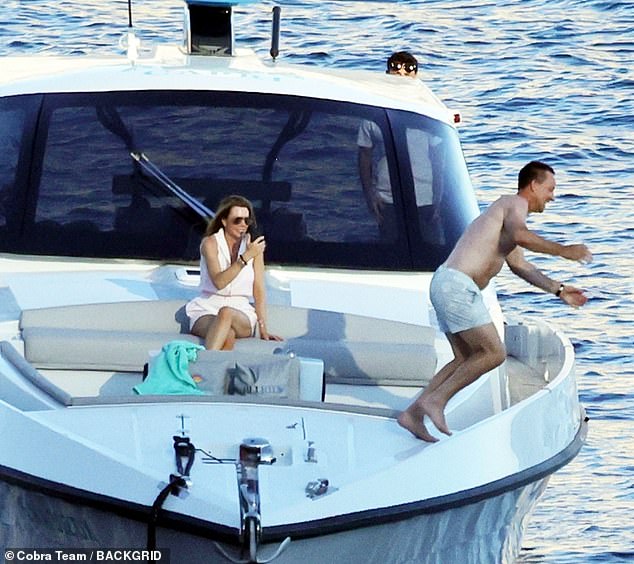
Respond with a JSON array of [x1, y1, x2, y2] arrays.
[[131, 151, 214, 221]]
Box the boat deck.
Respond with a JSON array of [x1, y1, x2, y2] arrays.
[[38, 352, 545, 413]]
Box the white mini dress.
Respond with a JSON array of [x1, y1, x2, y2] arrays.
[[185, 229, 257, 334]]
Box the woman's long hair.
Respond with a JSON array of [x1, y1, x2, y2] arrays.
[[205, 195, 257, 236]]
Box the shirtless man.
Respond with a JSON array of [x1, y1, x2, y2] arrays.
[[398, 161, 592, 442]]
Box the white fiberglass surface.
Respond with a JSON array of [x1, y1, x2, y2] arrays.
[[0, 52, 450, 123], [5, 271, 158, 308], [32, 403, 410, 477], [21, 377, 582, 527], [25, 402, 420, 522]]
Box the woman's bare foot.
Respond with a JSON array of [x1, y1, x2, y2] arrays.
[[397, 409, 439, 443]]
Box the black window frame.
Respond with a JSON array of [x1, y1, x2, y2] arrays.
[[1, 90, 478, 272], [387, 108, 479, 270]]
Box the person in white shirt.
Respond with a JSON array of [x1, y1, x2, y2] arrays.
[[186, 195, 282, 349], [358, 52, 444, 243]]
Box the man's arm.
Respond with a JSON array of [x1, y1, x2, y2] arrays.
[[506, 247, 588, 307], [505, 246, 559, 294], [505, 201, 592, 262]]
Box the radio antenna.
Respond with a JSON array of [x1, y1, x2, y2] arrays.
[[270, 6, 281, 60], [121, 0, 140, 61]]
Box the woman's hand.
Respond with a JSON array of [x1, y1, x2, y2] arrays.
[[257, 320, 283, 342], [260, 331, 283, 342], [244, 235, 266, 262]]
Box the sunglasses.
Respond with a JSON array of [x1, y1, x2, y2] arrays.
[[230, 216, 253, 226], [388, 61, 417, 74]]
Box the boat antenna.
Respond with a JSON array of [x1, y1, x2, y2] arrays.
[[120, 0, 140, 62], [270, 6, 281, 60]]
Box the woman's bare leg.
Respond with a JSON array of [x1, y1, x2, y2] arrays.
[[222, 329, 237, 350], [191, 308, 252, 350]]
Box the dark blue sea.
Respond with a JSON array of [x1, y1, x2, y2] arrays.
[[1, 0, 632, 561]]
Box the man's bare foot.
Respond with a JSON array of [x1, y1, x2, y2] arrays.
[[397, 410, 439, 443], [419, 395, 452, 436]]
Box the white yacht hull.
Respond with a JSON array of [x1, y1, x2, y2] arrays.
[[0, 360, 586, 563], [0, 259, 586, 563], [0, 4, 588, 556], [1, 475, 554, 564]]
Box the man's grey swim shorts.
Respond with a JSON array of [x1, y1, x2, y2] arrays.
[[430, 265, 492, 334]]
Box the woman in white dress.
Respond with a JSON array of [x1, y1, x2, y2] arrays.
[[186, 195, 282, 349]]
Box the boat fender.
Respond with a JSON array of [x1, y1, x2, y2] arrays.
[[270, 6, 281, 60]]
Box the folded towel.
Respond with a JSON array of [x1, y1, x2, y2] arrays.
[[133, 340, 205, 395]]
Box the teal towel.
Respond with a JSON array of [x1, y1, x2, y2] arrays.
[[133, 340, 205, 395]]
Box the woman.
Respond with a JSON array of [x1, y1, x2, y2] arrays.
[[186, 195, 281, 349]]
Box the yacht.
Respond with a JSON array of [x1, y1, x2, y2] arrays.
[[0, 1, 586, 562]]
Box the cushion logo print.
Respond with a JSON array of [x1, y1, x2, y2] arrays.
[[226, 363, 285, 396]]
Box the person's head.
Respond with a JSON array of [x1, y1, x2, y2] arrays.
[[517, 161, 556, 213], [206, 195, 256, 237], [386, 51, 418, 77]]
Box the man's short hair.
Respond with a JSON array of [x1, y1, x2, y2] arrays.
[[518, 161, 555, 190]]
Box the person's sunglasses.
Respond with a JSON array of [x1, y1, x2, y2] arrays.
[[388, 61, 417, 74], [230, 216, 253, 226]]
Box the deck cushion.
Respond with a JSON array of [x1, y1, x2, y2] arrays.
[[0, 341, 72, 407], [22, 327, 200, 372], [20, 300, 437, 385], [192, 351, 301, 399]]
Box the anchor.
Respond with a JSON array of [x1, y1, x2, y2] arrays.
[[214, 437, 290, 563]]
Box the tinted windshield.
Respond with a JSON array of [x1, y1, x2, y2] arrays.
[[0, 91, 478, 270]]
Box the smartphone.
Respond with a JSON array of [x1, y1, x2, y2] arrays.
[[248, 222, 263, 239]]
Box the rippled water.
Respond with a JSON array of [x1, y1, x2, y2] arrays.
[[1, 0, 633, 561]]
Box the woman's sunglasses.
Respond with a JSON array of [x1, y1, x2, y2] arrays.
[[388, 61, 417, 74], [230, 216, 253, 226]]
